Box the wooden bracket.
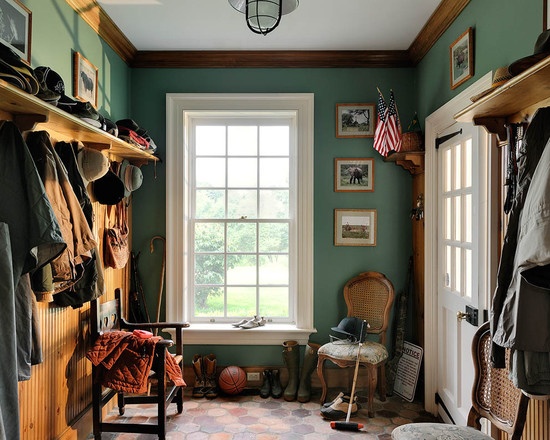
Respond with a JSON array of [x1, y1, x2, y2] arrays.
[[384, 151, 425, 175], [14, 114, 48, 132], [473, 116, 507, 142]]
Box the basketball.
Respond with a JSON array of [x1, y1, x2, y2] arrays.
[[218, 366, 247, 395]]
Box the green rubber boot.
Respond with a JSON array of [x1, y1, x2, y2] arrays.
[[282, 340, 300, 401], [297, 342, 320, 403]]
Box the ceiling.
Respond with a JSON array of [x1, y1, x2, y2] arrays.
[[68, 0, 469, 67], [95, 0, 441, 52]]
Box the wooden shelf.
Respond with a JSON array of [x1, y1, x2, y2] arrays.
[[384, 151, 425, 175], [0, 79, 158, 164], [454, 55, 550, 141]]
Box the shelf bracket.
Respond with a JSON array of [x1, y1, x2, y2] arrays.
[[473, 116, 507, 141], [14, 114, 48, 132]]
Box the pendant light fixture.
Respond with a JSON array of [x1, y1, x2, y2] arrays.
[[229, 0, 299, 36]]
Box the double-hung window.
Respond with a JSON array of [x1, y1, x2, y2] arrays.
[[166, 94, 315, 345]]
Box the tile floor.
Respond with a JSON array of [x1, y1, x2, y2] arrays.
[[89, 389, 440, 439]]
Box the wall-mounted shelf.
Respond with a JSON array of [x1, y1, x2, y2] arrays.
[[0, 79, 158, 164], [455, 55, 550, 141], [383, 151, 425, 175]]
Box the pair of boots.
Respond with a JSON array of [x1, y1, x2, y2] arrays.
[[282, 341, 320, 402], [259, 369, 283, 399], [191, 354, 218, 399]]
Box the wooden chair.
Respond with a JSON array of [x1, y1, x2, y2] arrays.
[[392, 321, 530, 440], [89, 288, 189, 439], [317, 271, 395, 417]]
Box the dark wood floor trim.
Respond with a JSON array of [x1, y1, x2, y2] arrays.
[[130, 50, 412, 69], [67, 0, 469, 68]]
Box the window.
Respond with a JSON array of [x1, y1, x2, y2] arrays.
[[165, 94, 315, 345]]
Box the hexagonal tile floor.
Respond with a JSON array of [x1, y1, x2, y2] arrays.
[[87, 390, 440, 439]]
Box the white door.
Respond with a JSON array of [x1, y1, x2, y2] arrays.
[[436, 121, 491, 425]]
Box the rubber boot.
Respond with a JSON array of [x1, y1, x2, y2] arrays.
[[191, 354, 206, 398], [282, 340, 300, 401], [270, 369, 283, 398], [203, 354, 218, 399], [297, 342, 320, 403], [260, 369, 271, 398]]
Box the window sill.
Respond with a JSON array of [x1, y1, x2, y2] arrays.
[[168, 324, 317, 345]]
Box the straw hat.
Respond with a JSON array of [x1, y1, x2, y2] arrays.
[[470, 66, 513, 102]]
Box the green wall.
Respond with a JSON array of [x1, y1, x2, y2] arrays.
[[25, 0, 543, 366]]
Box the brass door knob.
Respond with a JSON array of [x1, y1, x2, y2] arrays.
[[456, 311, 470, 321]]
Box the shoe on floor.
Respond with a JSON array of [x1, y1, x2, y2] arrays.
[[320, 395, 358, 420]]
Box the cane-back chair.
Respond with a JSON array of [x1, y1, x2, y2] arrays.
[[88, 288, 189, 439], [392, 321, 530, 440], [317, 271, 395, 417]]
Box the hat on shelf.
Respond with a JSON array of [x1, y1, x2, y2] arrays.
[[76, 146, 110, 186], [470, 66, 514, 102], [90, 162, 125, 205], [509, 29, 550, 76], [0, 42, 39, 95], [118, 159, 143, 197], [117, 119, 157, 152]]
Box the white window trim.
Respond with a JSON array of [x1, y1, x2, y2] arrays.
[[165, 93, 316, 345]]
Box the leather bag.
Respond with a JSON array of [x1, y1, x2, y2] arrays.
[[104, 201, 129, 269]]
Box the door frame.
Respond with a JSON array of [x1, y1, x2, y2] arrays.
[[424, 72, 492, 414]]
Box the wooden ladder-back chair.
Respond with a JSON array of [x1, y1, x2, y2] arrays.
[[88, 288, 189, 439], [317, 271, 395, 417], [392, 321, 530, 440]]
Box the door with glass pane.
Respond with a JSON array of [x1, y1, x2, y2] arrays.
[[436, 122, 481, 425]]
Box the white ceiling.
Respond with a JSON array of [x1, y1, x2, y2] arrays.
[[96, 0, 442, 52]]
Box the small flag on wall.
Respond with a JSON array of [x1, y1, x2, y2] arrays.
[[372, 88, 403, 156]]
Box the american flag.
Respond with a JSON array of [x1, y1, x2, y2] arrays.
[[386, 90, 402, 153], [373, 88, 389, 156]]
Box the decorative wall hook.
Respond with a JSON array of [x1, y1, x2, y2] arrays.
[[410, 193, 424, 221]]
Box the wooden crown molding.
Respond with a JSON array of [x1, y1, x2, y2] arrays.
[[67, 0, 469, 68]]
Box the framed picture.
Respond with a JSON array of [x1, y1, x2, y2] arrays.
[[334, 158, 374, 192], [450, 27, 474, 90], [73, 51, 98, 107], [334, 209, 377, 247], [336, 103, 375, 138], [545, 0, 550, 29], [0, 0, 31, 64]]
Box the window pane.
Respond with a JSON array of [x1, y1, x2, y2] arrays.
[[259, 190, 289, 219], [259, 287, 289, 317], [196, 158, 225, 188], [227, 287, 256, 316], [454, 196, 461, 241], [259, 255, 288, 284], [465, 249, 472, 299], [195, 223, 224, 252], [260, 158, 289, 188], [259, 223, 289, 252], [453, 143, 461, 190], [227, 190, 257, 219], [455, 246, 461, 294], [196, 126, 225, 156], [227, 254, 257, 285], [260, 126, 289, 156], [196, 190, 225, 219], [228, 126, 257, 156], [464, 138, 472, 188], [445, 245, 451, 288], [195, 254, 225, 284], [194, 286, 223, 316], [228, 158, 257, 187], [465, 194, 472, 243], [227, 223, 257, 252], [444, 148, 452, 192]]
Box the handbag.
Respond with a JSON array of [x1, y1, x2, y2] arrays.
[[103, 200, 129, 269]]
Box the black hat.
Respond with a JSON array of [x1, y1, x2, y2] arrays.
[[509, 30, 550, 76], [331, 317, 367, 342], [0, 42, 38, 94], [91, 164, 125, 205]]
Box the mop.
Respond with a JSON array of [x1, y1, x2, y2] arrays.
[[330, 319, 367, 431]]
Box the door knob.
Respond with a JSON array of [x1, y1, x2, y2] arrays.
[[456, 311, 470, 321]]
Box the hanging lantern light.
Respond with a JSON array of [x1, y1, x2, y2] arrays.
[[229, 0, 299, 36]]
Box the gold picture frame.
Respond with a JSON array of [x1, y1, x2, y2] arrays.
[[450, 27, 474, 90], [73, 51, 98, 108], [334, 158, 374, 192], [334, 209, 377, 247]]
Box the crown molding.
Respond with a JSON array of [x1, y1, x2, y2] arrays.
[[67, 0, 469, 68]]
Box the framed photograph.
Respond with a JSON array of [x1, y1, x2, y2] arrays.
[[336, 103, 375, 138], [73, 51, 98, 107], [545, 0, 550, 29], [334, 209, 377, 247], [334, 158, 374, 192], [0, 0, 31, 64], [450, 27, 474, 90]]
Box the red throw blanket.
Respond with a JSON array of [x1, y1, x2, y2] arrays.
[[86, 330, 185, 393]]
